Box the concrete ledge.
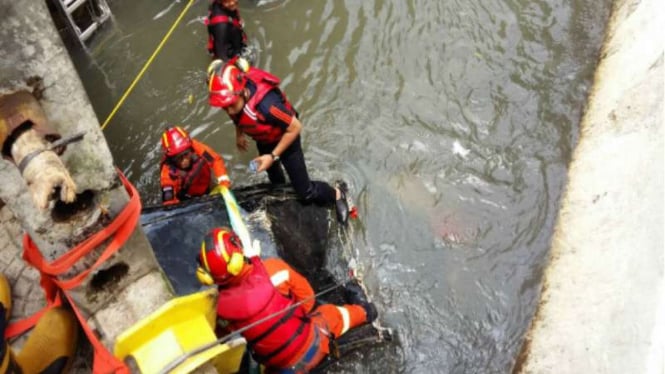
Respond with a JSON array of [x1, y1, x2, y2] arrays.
[[517, 0, 664, 372], [0, 1, 176, 356]]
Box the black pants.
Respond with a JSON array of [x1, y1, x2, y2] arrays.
[[257, 137, 336, 206]]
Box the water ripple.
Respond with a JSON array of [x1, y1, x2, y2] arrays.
[[73, 0, 612, 371]]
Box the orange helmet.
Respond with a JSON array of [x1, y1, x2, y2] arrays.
[[161, 126, 192, 157], [208, 62, 246, 108], [196, 227, 245, 285]]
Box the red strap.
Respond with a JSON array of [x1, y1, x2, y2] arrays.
[[4, 292, 62, 338], [6, 170, 140, 374], [207, 14, 242, 28], [64, 290, 130, 374]]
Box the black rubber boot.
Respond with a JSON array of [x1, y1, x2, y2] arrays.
[[361, 302, 378, 323], [335, 191, 349, 225], [344, 280, 378, 323], [343, 280, 367, 304], [335, 181, 350, 225]]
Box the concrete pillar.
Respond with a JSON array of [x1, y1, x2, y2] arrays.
[[0, 0, 173, 354]]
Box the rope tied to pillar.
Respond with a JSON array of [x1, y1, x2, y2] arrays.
[[6, 169, 141, 374]]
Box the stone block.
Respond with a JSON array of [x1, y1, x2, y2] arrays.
[[4, 257, 25, 282], [12, 275, 33, 297], [3, 221, 23, 248], [25, 288, 46, 305], [21, 297, 45, 318], [94, 271, 172, 344], [0, 206, 14, 222], [20, 266, 40, 282], [0, 229, 15, 265]]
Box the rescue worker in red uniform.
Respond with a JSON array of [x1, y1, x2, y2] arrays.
[[206, 0, 248, 61], [207, 61, 351, 224], [160, 126, 230, 205], [196, 227, 377, 373]]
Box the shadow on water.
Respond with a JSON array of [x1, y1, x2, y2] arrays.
[[63, 0, 611, 372]]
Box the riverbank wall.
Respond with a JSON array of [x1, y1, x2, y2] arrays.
[[516, 0, 663, 372]]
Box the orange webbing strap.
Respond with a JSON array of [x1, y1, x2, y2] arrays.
[[5, 170, 140, 374]]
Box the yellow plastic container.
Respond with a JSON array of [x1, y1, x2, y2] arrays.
[[114, 288, 246, 374]]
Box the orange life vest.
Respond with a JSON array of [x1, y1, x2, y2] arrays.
[[161, 154, 211, 200]]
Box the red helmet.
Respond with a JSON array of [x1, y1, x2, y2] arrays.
[[208, 63, 246, 108], [161, 126, 192, 157], [196, 227, 245, 285]]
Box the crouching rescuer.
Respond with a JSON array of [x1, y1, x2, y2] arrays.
[[160, 126, 231, 205], [196, 227, 378, 373]]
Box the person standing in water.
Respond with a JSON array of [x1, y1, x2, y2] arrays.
[[205, 0, 248, 61], [206, 61, 351, 224]]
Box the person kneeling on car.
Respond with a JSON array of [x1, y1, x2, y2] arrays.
[[196, 227, 377, 373]]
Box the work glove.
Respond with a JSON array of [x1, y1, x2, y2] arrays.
[[243, 239, 261, 258], [12, 129, 77, 210], [209, 185, 224, 196], [217, 174, 231, 188], [209, 175, 231, 196]]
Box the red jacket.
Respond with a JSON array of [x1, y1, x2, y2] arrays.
[[216, 257, 317, 368], [232, 68, 296, 145]]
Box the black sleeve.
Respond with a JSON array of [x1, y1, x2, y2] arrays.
[[211, 23, 233, 60], [257, 90, 296, 131]]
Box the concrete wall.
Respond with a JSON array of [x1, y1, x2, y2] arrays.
[[0, 0, 174, 353], [516, 0, 663, 372], [0, 1, 116, 193]]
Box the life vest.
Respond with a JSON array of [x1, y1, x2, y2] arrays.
[[163, 154, 211, 199], [205, 8, 247, 57], [233, 68, 295, 145], [217, 257, 312, 368]]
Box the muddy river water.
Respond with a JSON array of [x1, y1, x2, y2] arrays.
[[69, 0, 611, 372]]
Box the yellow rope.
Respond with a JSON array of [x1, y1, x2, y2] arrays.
[[101, 0, 196, 130]]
